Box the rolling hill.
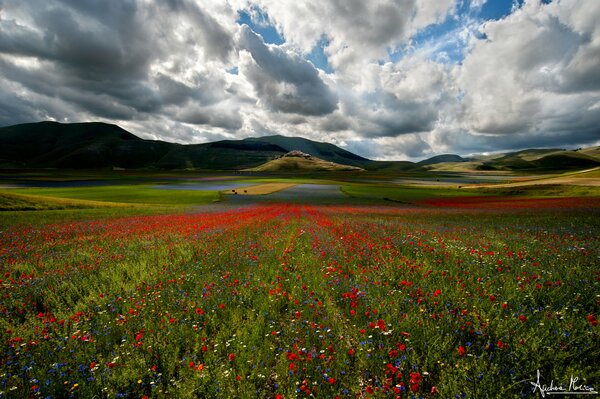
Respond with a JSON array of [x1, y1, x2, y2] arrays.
[[423, 147, 600, 172], [245, 151, 364, 172], [475, 149, 600, 171], [1, 121, 598, 172], [250, 135, 368, 167], [0, 122, 289, 170], [417, 154, 466, 165], [0, 121, 375, 170]]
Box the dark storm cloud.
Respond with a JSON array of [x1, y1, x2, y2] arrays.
[[155, 74, 227, 108], [0, 56, 156, 120], [0, 0, 158, 119], [175, 106, 243, 131], [0, 0, 240, 129], [0, 89, 40, 125], [5, 1, 152, 79], [239, 25, 338, 116], [318, 113, 351, 132], [359, 91, 439, 137]]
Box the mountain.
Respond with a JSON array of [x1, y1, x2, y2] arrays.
[[2, 121, 598, 172], [250, 135, 368, 167], [423, 147, 600, 172], [476, 149, 600, 171], [417, 154, 466, 165], [0, 121, 365, 170], [245, 151, 364, 172]]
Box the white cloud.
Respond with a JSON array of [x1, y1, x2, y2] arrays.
[[457, 0, 600, 138], [0, 0, 598, 161], [234, 0, 457, 70]]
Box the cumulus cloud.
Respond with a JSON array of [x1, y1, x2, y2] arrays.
[[233, 0, 456, 69], [0, 0, 598, 161], [238, 25, 338, 116], [0, 0, 238, 125], [458, 0, 600, 137]]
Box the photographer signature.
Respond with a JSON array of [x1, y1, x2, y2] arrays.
[[530, 370, 598, 397]]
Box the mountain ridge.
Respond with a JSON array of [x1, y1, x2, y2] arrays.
[[1, 121, 598, 172]]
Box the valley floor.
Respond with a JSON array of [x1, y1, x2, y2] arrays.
[[0, 171, 598, 398]]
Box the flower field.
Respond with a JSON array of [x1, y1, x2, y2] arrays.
[[1, 202, 598, 398]]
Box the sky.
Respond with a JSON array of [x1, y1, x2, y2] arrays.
[[0, 0, 598, 161]]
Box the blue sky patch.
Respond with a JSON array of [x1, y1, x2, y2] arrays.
[[306, 37, 334, 74], [237, 9, 284, 45]]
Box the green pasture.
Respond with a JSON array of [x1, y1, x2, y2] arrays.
[[6, 185, 221, 205], [340, 183, 475, 203]]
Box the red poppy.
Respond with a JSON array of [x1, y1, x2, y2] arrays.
[[410, 372, 422, 384]]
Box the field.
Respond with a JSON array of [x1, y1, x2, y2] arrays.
[[223, 183, 299, 195], [0, 172, 599, 398]]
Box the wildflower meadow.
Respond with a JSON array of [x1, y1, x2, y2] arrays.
[[1, 198, 598, 398]]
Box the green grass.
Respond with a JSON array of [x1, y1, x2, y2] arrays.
[[8, 185, 221, 205], [0, 191, 136, 211], [341, 184, 476, 203], [0, 204, 598, 398], [0, 206, 179, 228], [476, 184, 600, 198]]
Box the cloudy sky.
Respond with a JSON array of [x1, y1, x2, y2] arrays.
[[0, 0, 598, 160]]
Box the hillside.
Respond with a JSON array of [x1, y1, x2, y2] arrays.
[[1, 121, 598, 172], [245, 151, 364, 172], [0, 121, 379, 170], [252, 135, 368, 167], [478, 149, 600, 171], [417, 154, 466, 165], [424, 147, 600, 172]]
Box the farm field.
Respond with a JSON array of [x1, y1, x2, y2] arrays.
[[0, 174, 599, 398]]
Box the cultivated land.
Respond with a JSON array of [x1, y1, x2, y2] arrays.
[[223, 183, 298, 195], [0, 169, 599, 398]]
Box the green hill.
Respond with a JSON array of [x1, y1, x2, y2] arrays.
[[477, 149, 600, 171], [0, 121, 374, 170], [425, 147, 600, 172], [245, 151, 364, 172], [417, 154, 466, 165], [2, 121, 598, 172], [250, 135, 368, 167], [0, 122, 290, 170]]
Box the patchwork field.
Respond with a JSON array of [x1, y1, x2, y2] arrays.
[[0, 173, 598, 398], [223, 183, 298, 195]]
